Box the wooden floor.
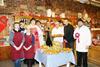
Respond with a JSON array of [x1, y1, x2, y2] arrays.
[[0, 60, 99, 67]]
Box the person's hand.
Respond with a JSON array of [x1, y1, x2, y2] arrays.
[[14, 46, 20, 50], [64, 39, 68, 43], [17, 42, 24, 50], [27, 45, 32, 50], [23, 45, 32, 51], [23, 46, 27, 50], [22, 37, 25, 43], [86, 45, 90, 49]]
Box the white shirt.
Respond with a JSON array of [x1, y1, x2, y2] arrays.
[[36, 26, 45, 46], [28, 25, 45, 46], [73, 25, 92, 52], [52, 26, 64, 43]]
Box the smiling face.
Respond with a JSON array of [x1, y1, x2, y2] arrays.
[[20, 22, 25, 28], [46, 22, 50, 26], [59, 22, 64, 27], [26, 27, 31, 35], [14, 23, 20, 31], [78, 21, 84, 27], [55, 21, 60, 28], [36, 21, 41, 27], [63, 20, 69, 25], [30, 20, 36, 25]]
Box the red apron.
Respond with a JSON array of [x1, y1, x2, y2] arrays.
[[24, 35, 34, 59], [11, 31, 24, 61], [30, 27, 40, 53]]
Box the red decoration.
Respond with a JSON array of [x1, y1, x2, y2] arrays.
[[0, 16, 8, 32], [56, 16, 61, 20], [75, 33, 80, 43]]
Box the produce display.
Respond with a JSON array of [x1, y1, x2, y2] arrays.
[[41, 41, 72, 54]]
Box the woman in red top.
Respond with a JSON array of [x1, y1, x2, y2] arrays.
[[9, 22, 24, 67], [23, 28, 35, 67], [29, 18, 40, 53], [28, 18, 40, 64]]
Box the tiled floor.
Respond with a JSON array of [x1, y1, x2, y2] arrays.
[[0, 60, 99, 67]]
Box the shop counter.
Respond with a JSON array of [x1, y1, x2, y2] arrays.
[[0, 46, 11, 60]]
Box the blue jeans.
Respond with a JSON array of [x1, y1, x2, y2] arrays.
[[14, 59, 21, 67]]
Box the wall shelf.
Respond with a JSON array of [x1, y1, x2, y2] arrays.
[[91, 28, 100, 31]]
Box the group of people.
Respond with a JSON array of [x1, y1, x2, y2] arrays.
[[9, 18, 44, 67], [9, 17, 92, 67]]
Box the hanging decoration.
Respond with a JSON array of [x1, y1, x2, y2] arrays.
[[0, 16, 8, 32]]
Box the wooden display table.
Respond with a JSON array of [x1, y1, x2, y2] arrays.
[[0, 46, 11, 61]]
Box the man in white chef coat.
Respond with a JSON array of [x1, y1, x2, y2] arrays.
[[73, 19, 92, 67]]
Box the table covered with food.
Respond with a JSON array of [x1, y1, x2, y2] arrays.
[[35, 41, 76, 67]]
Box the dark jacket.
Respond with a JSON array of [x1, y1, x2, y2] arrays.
[[63, 24, 74, 43]]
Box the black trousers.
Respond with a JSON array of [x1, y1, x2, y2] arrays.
[[76, 51, 88, 67], [66, 42, 74, 54], [46, 38, 52, 47], [25, 59, 33, 67]]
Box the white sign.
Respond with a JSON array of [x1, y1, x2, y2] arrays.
[[76, 0, 88, 3], [47, 9, 52, 17], [0, 0, 4, 6], [60, 13, 65, 18]]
